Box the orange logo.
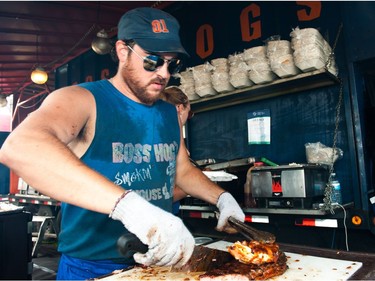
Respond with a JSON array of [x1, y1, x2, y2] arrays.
[[151, 19, 169, 33]]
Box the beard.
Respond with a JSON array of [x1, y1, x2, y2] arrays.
[[121, 60, 167, 105]]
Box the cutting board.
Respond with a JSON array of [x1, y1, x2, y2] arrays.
[[207, 241, 363, 281], [97, 241, 363, 281], [95, 267, 203, 280]]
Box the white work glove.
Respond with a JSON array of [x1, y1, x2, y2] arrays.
[[216, 192, 245, 233], [110, 191, 195, 267]]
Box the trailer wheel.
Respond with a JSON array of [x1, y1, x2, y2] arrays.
[[23, 204, 38, 214], [37, 205, 53, 217], [36, 206, 57, 237]]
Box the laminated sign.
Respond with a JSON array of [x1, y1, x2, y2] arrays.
[[247, 109, 271, 144]]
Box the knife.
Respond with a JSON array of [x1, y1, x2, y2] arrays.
[[117, 233, 233, 271]]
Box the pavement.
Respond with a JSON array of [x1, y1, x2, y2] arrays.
[[32, 241, 60, 280]]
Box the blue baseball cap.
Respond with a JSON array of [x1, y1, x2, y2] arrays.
[[117, 7, 189, 57]]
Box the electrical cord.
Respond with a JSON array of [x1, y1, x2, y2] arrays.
[[332, 202, 349, 251]]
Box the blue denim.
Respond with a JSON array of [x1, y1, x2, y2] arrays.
[[56, 254, 133, 280]]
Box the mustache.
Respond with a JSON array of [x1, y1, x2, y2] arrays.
[[150, 77, 167, 86]]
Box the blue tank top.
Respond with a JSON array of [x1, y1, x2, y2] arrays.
[[58, 79, 180, 261]]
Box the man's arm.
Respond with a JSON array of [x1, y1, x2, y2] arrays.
[[0, 86, 123, 214], [174, 136, 225, 205], [173, 186, 188, 202], [174, 125, 245, 233]]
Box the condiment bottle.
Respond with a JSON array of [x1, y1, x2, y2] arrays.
[[330, 173, 342, 205]]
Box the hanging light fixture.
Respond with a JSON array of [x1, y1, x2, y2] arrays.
[[91, 29, 112, 55], [31, 35, 48, 84], [31, 67, 48, 84]]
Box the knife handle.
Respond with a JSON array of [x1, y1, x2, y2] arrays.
[[117, 233, 148, 259]]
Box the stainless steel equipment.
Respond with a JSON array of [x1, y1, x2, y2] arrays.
[[251, 164, 329, 209]]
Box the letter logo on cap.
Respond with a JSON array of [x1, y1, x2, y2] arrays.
[[151, 19, 169, 33]]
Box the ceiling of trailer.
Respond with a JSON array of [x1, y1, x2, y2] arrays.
[[0, 1, 174, 100]]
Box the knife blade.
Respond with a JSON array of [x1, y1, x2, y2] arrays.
[[117, 233, 233, 272]]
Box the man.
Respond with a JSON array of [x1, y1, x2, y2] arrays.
[[0, 7, 244, 280]]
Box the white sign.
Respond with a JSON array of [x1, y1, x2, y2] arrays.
[[247, 109, 271, 144]]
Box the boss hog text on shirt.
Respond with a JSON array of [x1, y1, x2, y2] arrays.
[[111, 143, 177, 201], [112, 142, 178, 164]]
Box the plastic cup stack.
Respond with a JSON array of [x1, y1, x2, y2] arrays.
[[176, 68, 200, 101], [192, 62, 217, 98], [266, 39, 300, 78], [228, 52, 253, 89], [290, 27, 338, 76], [210, 57, 235, 93], [243, 46, 277, 84]]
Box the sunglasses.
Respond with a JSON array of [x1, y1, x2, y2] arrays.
[[127, 44, 183, 75]]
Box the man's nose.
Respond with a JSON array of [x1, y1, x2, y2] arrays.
[[156, 61, 171, 78]]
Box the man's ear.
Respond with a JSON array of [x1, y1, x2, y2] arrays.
[[115, 41, 128, 62]]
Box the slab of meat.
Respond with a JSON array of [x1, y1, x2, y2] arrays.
[[227, 240, 280, 265], [199, 241, 288, 281], [199, 251, 288, 281]]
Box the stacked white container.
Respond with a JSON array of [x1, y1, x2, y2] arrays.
[[266, 39, 300, 78], [176, 68, 200, 101], [243, 46, 277, 84], [228, 52, 253, 89], [210, 57, 235, 93], [192, 62, 217, 98], [290, 27, 338, 75]]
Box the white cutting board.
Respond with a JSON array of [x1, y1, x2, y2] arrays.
[[206, 241, 363, 281]]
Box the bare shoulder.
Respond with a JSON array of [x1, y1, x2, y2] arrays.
[[28, 85, 96, 145], [38, 85, 94, 123], [42, 84, 94, 107]]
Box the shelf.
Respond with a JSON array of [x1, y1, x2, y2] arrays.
[[180, 205, 329, 216], [179, 202, 353, 216], [190, 68, 339, 113], [9, 194, 61, 206]]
